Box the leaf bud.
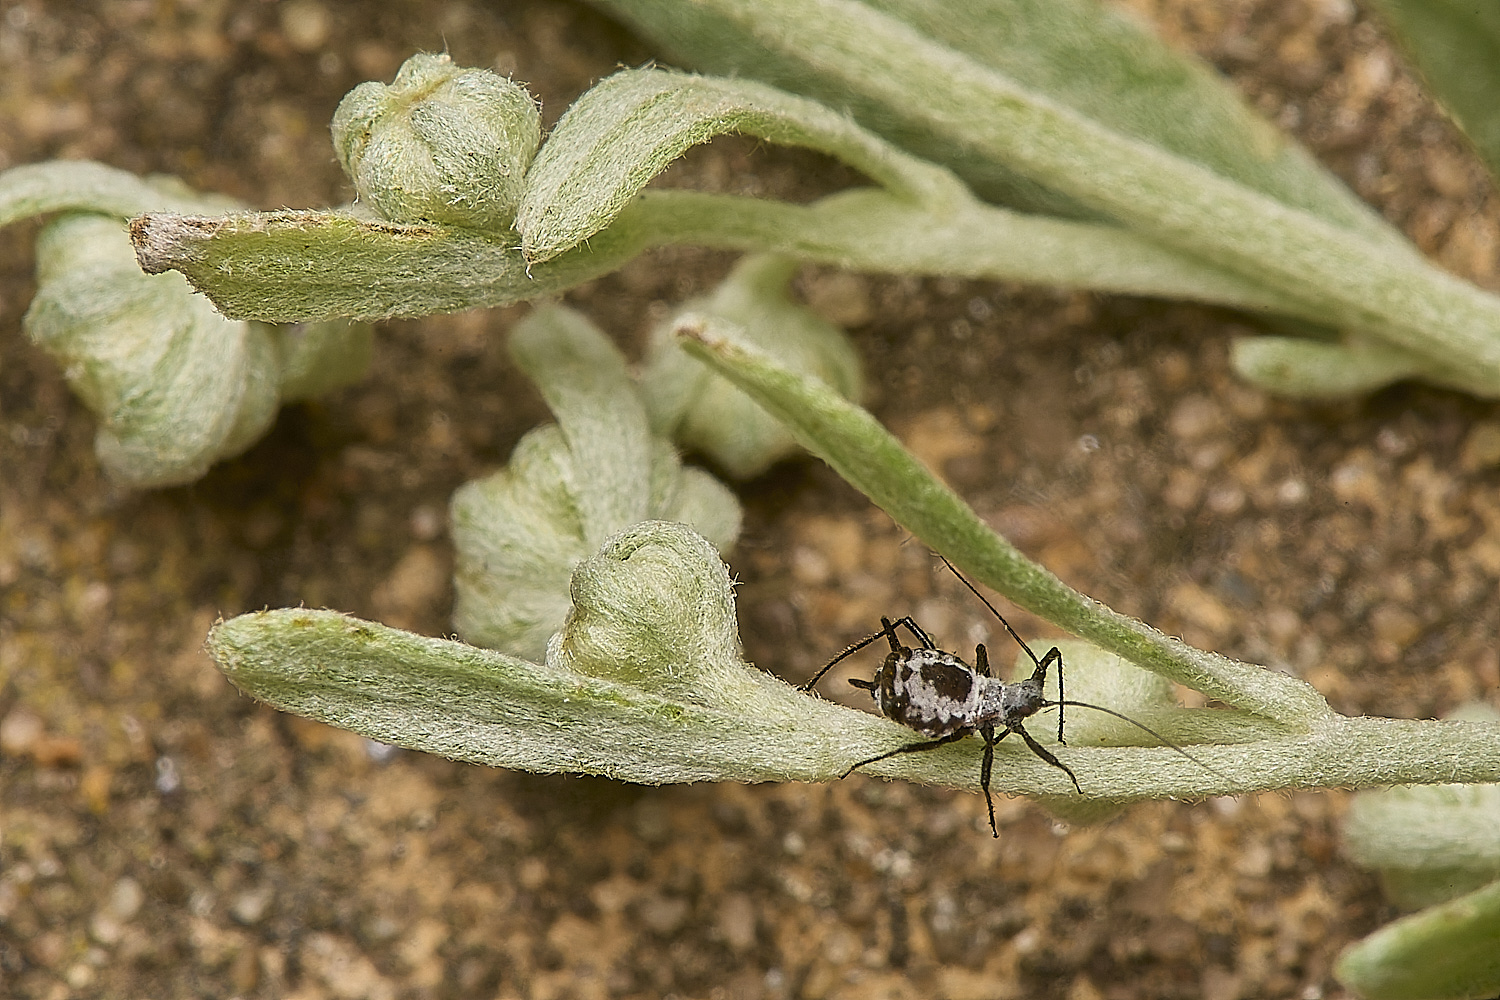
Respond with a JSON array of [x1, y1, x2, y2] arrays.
[[24, 213, 281, 487], [331, 52, 541, 230], [641, 255, 863, 479], [451, 306, 740, 661]]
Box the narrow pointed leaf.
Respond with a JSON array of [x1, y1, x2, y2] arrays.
[[674, 316, 1333, 724], [590, 0, 1408, 246]]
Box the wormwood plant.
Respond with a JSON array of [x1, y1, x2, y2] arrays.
[[4, 2, 1500, 995]]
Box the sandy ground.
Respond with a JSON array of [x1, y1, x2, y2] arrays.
[[3, 1, 1498, 997]]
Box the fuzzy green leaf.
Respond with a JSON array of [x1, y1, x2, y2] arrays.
[[516, 67, 965, 262], [129, 185, 1316, 323], [589, 0, 1407, 244], [1366, 1, 1500, 183], [595, 0, 1500, 397], [1336, 877, 1500, 1000]]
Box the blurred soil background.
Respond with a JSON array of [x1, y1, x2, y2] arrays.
[[2, 1, 1499, 997]]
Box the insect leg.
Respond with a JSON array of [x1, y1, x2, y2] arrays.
[[802, 616, 935, 691], [886, 616, 936, 650], [1013, 725, 1082, 794], [979, 723, 998, 837], [1034, 645, 1066, 744], [839, 730, 969, 779]]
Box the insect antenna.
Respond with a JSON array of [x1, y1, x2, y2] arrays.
[[1048, 699, 1228, 782], [934, 554, 1067, 743], [934, 555, 1037, 664]]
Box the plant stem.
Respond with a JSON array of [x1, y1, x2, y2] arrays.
[[0, 160, 236, 225], [130, 186, 1314, 323], [210, 607, 1500, 801]]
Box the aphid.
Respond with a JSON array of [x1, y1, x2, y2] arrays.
[[802, 554, 1217, 837]]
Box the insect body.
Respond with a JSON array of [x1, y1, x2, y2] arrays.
[[802, 555, 1217, 837], [803, 608, 1075, 837]]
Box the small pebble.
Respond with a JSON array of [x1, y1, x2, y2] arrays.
[[0, 708, 43, 755], [1460, 422, 1500, 472], [638, 894, 689, 935], [717, 894, 757, 952], [408, 504, 444, 541], [230, 885, 275, 926], [108, 878, 144, 920], [371, 545, 447, 622], [280, 0, 332, 51]]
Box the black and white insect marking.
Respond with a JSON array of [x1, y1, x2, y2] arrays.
[[801, 555, 1218, 837]]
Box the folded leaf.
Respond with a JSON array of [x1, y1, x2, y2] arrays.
[[516, 67, 965, 262]]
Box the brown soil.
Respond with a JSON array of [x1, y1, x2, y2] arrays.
[[3, 1, 1497, 998]]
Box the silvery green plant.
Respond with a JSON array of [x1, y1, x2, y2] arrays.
[[210, 319, 1500, 809], [0, 0, 1494, 842], [641, 253, 862, 479], [111, 8, 1500, 401], [6, 7, 1500, 993], [451, 304, 741, 662], [0, 163, 370, 487], [10, 7, 1500, 482]]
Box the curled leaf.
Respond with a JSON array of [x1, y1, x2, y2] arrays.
[[450, 304, 741, 661], [1, 162, 372, 487], [516, 67, 966, 263], [552, 521, 769, 715], [210, 520, 873, 784], [23, 213, 371, 488], [24, 214, 281, 487], [642, 254, 862, 478], [331, 52, 541, 229]]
